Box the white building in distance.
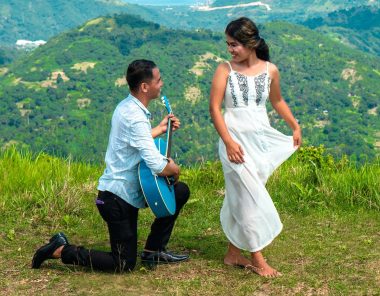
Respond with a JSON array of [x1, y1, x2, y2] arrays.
[[16, 39, 46, 50]]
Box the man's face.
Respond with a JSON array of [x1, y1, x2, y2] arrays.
[[146, 67, 163, 99]]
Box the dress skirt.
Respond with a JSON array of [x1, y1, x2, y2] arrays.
[[219, 106, 297, 252]]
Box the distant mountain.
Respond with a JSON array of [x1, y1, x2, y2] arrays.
[[302, 6, 380, 56], [0, 0, 149, 45], [211, 0, 376, 14], [0, 14, 379, 163], [1, 0, 377, 48]]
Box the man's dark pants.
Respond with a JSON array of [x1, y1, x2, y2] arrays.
[[60, 182, 190, 272]]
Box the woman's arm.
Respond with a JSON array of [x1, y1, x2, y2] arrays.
[[268, 63, 302, 147], [209, 63, 245, 163]]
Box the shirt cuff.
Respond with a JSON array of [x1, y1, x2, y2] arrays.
[[153, 156, 169, 174]]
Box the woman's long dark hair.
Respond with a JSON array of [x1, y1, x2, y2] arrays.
[[225, 17, 270, 61]]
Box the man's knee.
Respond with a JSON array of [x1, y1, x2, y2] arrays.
[[119, 258, 137, 272], [110, 231, 138, 272], [175, 182, 190, 206], [112, 249, 137, 272]]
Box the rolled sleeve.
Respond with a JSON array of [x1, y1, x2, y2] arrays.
[[130, 120, 168, 174]]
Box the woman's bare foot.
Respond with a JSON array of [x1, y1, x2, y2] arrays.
[[224, 243, 252, 268], [249, 251, 282, 278], [224, 253, 252, 268]]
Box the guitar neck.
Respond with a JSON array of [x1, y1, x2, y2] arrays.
[[165, 118, 173, 158]]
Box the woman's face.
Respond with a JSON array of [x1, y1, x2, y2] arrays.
[[225, 35, 251, 62]]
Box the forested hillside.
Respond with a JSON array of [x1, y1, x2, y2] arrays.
[[0, 46, 18, 65], [302, 6, 380, 56], [0, 14, 379, 164]]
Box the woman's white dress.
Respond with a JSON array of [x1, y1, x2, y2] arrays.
[[219, 61, 297, 252]]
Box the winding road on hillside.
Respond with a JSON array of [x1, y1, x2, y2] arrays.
[[192, 1, 271, 11]]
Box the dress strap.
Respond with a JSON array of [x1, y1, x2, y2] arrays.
[[226, 61, 233, 72]]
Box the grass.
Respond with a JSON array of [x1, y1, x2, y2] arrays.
[[0, 147, 379, 295]]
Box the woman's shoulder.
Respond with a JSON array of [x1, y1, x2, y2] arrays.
[[266, 61, 280, 78], [214, 62, 232, 76], [218, 61, 232, 71]]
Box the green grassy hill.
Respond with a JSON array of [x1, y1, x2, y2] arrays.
[[0, 14, 379, 164]]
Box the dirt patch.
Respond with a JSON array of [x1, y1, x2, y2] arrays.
[[375, 132, 380, 149], [71, 62, 96, 73], [190, 52, 223, 76], [77, 98, 91, 109], [19, 109, 32, 117], [184, 86, 202, 103], [368, 107, 377, 115], [341, 68, 362, 84], [79, 17, 103, 32], [284, 34, 304, 41], [315, 120, 330, 128], [366, 259, 380, 278], [0, 67, 8, 76], [12, 77, 21, 85], [115, 77, 127, 87], [40, 80, 55, 88], [15, 102, 32, 117], [348, 93, 361, 109], [286, 282, 330, 296], [51, 70, 69, 81], [39, 70, 69, 88], [106, 19, 115, 32]]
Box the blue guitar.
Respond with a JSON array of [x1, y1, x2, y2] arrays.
[[138, 96, 176, 218]]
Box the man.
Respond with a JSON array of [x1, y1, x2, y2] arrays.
[[32, 59, 190, 272]]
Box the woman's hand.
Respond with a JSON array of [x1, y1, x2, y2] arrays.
[[226, 140, 245, 163], [293, 128, 302, 148]]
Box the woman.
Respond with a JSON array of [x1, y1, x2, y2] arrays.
[[209, 17, 301, 277]]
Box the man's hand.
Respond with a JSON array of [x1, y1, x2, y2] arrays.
[[152, 114, 180, 138], [158, 157, 180, 183], [158, 114, 180, 133]]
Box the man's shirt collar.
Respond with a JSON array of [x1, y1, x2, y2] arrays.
[[128, 94, 151, 120]]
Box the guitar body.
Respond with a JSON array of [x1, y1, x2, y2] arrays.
[[138, 138, 176, 218]]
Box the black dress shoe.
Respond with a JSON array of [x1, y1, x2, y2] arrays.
[[31, 232, 69, 269], [49, 232, 69, 244], [141, 250, 189, 266]]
